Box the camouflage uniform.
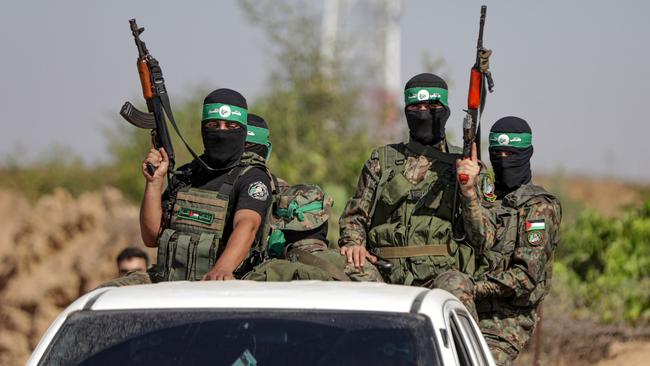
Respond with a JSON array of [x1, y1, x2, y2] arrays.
[[245, 250, 383, 282], [247, 184, 382, 282], [338, 140, 478, 285], [438, 183, 561, 365]]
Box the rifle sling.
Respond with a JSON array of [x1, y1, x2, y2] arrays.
[[373, 245, 449, 259]]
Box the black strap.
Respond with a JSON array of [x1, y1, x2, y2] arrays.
[[218, 165, 249, 229], [219, 165, 244, 199], [271, 174, 280, 195], [405, 140, 462, 164]]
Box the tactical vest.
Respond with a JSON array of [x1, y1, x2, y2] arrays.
[[155, 157, 274, 282], [366, 142, 474, 285], [477, 184, 560, 310]]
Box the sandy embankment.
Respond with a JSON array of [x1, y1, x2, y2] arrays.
[[0, 188, 147, 365]]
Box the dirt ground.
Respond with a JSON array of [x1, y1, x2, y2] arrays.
[[0, 182, 648, 365], [0, 188, 152, 365], [534, 173, 648, 217], [515, 292, 650, 365]]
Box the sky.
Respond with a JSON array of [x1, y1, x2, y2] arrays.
[[1, 0, 649, 182]]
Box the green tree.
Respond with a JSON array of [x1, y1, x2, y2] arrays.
[[239, 0, 376, 242], [557, 199, 650, 324], [239, 0, 373, 189]]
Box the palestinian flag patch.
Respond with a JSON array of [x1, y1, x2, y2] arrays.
[[525, 219, 545, 231], [177, 207, 214, 225]]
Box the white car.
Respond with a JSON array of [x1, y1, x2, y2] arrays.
[[28, 281, 495, 366]]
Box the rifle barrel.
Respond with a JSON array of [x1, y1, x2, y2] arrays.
[[129, 19, 148, 58], [477, 6, 486, 51]]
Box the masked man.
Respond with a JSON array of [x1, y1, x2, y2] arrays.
[[437, 116, 562, 365], [338, 73, 478, 285], [140, 88, 273, 281]]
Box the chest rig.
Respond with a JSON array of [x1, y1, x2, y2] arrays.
[[154, 166, 243, 281], [367, 142, 473, 285]]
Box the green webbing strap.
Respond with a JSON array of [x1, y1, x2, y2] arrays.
[[373, 245, 450, 258], [267, 230, 286, 258], [196, 233, 215, 278], [276, 200, 324, 221], [157, 229, 175, 279], [369, 144, 405, 220], [404, 272, 415, 286], [172, 235, 191, 281]]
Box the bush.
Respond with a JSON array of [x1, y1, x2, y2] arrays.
[[557, 199, 650, 325]]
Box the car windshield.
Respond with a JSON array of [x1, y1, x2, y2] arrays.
[[40, 309, 439, 366]]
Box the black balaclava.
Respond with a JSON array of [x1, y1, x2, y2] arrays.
[[246, 113, 270, 160], [404, 73, 450, 145], [283, 221, 329, 247], [489, 116, 534, 195], [201, 88, 247, 169]]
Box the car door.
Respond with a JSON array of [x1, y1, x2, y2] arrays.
[[444, 301, 494, 366]]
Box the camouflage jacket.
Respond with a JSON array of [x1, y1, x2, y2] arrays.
[[338, 139, 455, 248], [466, 184, 562, 307], [460, 171, 497, 253]]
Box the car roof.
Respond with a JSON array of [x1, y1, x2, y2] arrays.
[[72, 281, 457, 314], [28, 282, 465, 366]]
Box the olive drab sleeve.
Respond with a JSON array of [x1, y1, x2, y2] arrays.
[[338, 150, 382, 247], [461, 194, 497, 253], [478, 197, 562, 302]]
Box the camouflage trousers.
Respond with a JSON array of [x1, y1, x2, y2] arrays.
[[478, 311, 536, 366], [244, 249, 383, 282], [96, 270, 152, 288], [433, 270, 478, 320], [432, 270, 537, 366]]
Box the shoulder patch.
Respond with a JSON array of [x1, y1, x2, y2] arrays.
[[525, 219, 545, 231], [527, 231, 544, 245], [482, 175, 496, 202], [248, 181, 269, 201]]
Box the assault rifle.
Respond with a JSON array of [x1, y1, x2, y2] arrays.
[[120, 19, 176, 176], [452, 5, 495, 241], [459, 5, 494, 183], [120, 19, 214, 177]]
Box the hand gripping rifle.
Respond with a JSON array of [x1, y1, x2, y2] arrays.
[[452, 5, 495, 241]]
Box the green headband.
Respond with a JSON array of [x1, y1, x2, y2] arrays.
[[489, 132, 532, 148], [404, 87, 449, 107], [246, 125, 270, 146], [202, 103, 248, 125], [276, 200, 324, 222]]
